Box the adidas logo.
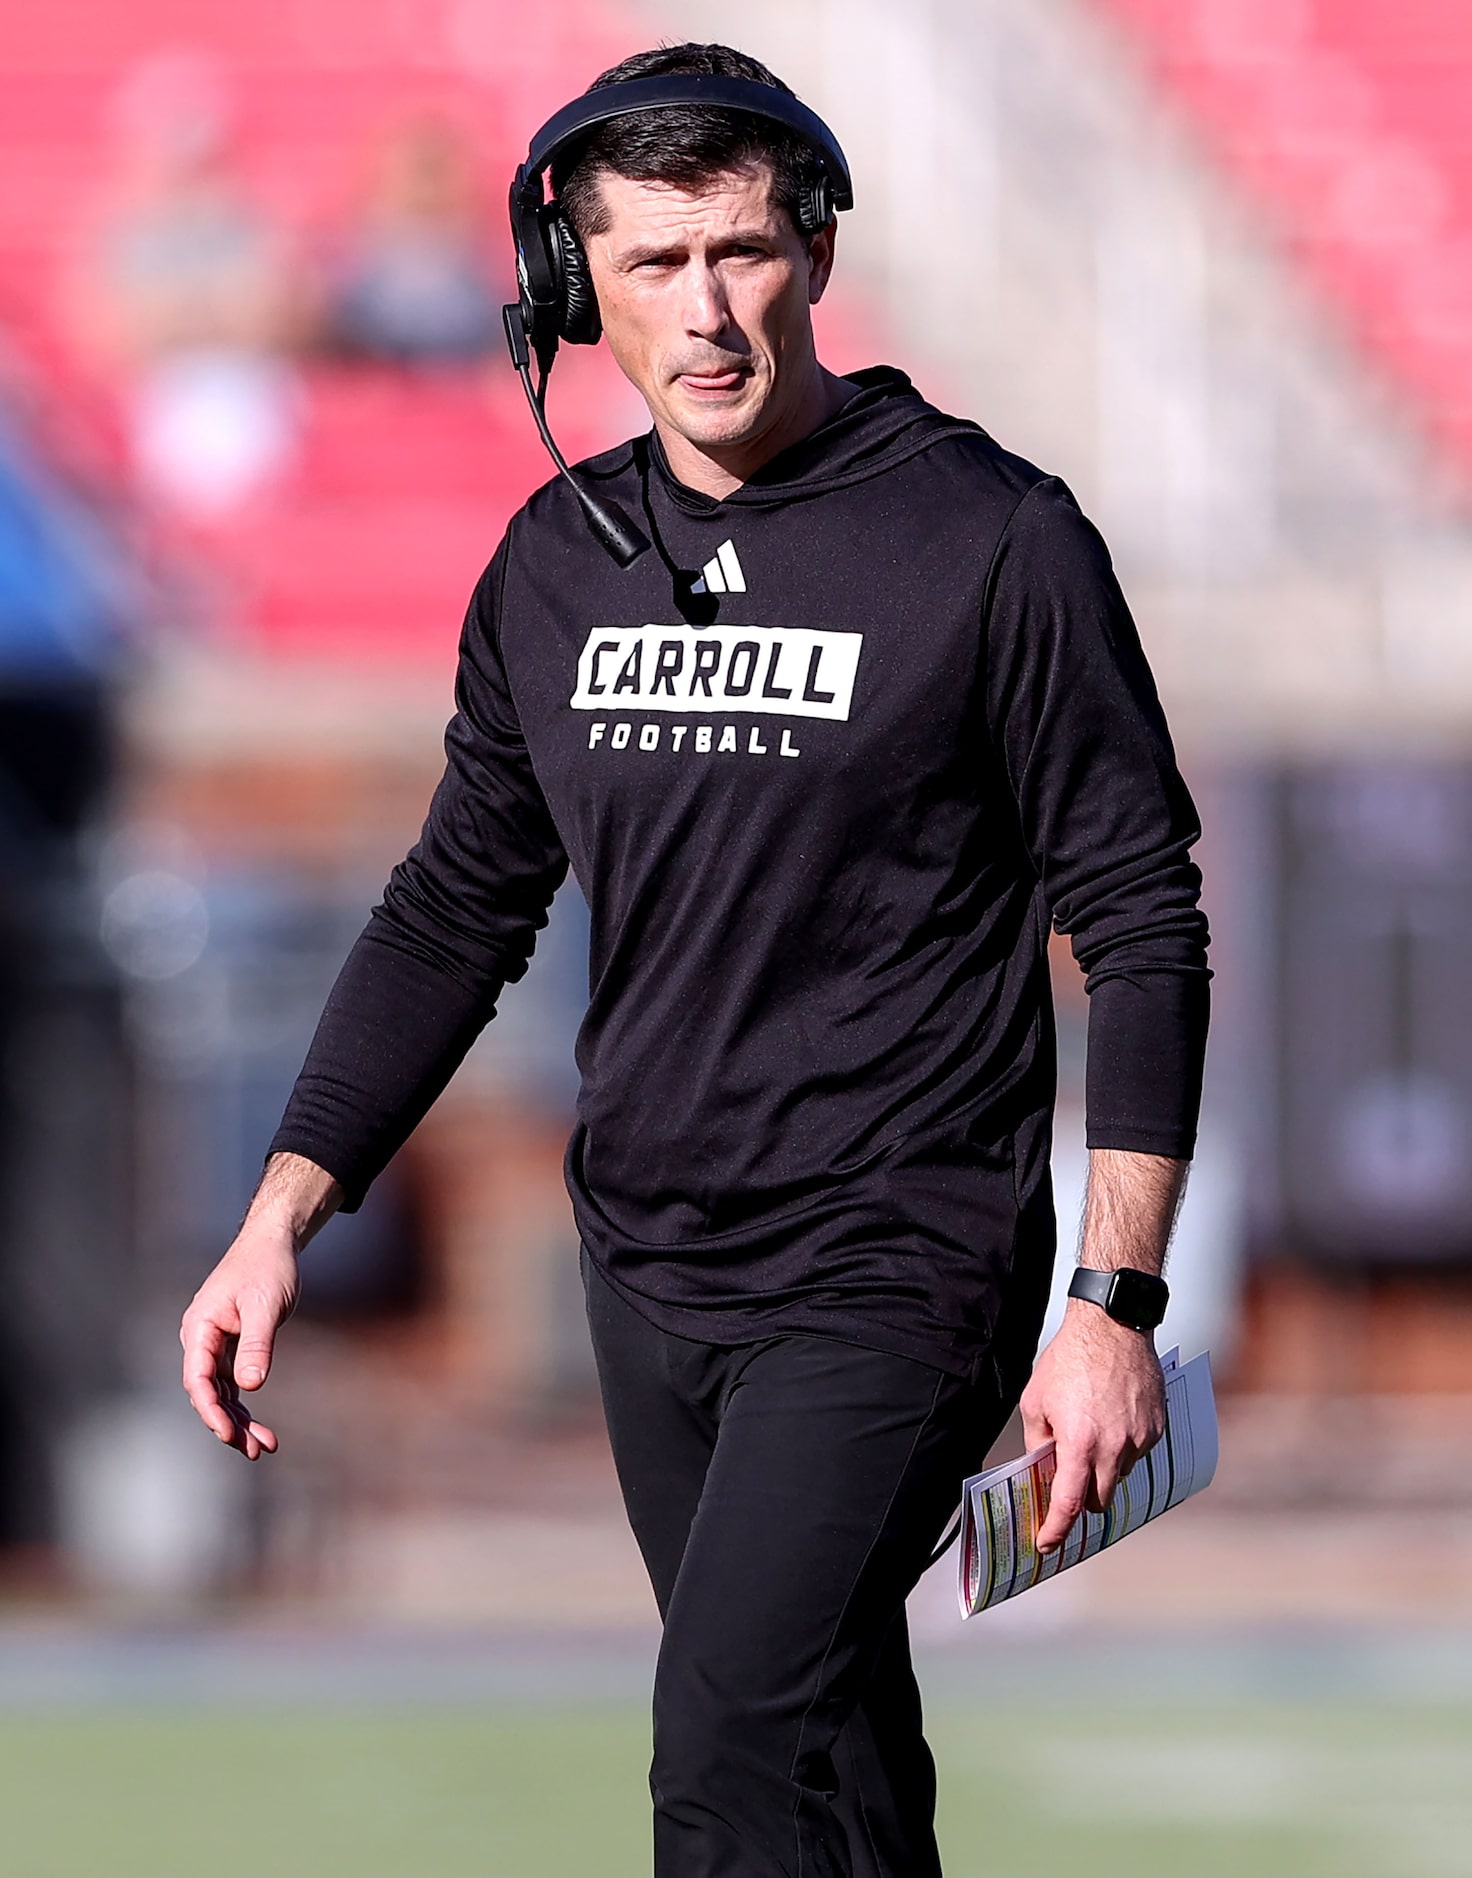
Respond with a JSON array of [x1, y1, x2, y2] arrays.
[[691, 539, 746, 596]]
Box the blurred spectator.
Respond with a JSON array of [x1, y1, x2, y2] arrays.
[[75, 52, 303, 522], [321, 114, 504, 367]]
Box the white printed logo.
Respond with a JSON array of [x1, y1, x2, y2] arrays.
[[570, 625, 863, 721], [691, 539, 746, 596]]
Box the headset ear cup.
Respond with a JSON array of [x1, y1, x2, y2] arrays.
[[514, 181, 562, 369], [549, 213, 602, 346], [799, 172, 834, 238]]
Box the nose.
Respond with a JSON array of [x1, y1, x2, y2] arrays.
[[681, 261, 731, 342]]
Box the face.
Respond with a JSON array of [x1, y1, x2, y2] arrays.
[[581, 164, 836, 471]]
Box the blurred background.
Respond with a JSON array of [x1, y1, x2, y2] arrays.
[[1, 1, 1470, 1873]]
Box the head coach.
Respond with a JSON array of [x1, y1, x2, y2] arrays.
[[181, 40, 1210, 1878]]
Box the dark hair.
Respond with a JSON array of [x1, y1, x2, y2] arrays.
[[554, 43, 821, 242]]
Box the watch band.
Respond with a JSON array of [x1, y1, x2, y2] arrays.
[[1067, 1265, 1169, 1333]]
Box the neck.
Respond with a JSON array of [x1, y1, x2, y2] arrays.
[[655, 364, 853, 500]]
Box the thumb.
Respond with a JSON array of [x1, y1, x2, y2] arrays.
[[233, 1295, 280, 1390]]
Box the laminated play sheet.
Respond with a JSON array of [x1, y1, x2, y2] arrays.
[[958, 1347, 1218, 1617]]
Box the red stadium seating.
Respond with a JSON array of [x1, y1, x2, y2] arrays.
[[1094, 0, 1472, 480], [0, 0, 645, 660], [0, 3, 896, 661], [0, 5, 634, 661]]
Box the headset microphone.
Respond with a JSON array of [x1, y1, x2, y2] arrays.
[[501, 305, 650, 567]]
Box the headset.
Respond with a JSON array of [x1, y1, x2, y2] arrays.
[[502, 75, 855, 567]]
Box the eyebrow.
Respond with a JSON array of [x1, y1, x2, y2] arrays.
[[614, 228, 780, 267]]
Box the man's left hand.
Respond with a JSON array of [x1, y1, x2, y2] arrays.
[[1019, 1300, 1166, 1555]]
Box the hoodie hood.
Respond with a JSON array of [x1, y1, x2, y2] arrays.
[[646, 366, 987, 514]]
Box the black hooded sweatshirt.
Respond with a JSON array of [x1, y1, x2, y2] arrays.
[[270, 367, 1210, 1380]]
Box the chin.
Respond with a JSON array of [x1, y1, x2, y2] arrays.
[[669, 399, 765, 452]]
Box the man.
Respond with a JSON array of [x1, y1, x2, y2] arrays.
[[181, 41, 1209, 1878]]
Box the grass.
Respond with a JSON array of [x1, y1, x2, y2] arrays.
[[0, 1703, 1468, 1877]]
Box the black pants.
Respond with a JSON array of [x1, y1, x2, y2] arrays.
[[582, 1251, 1020, 1878]]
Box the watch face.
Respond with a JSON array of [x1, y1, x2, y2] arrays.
[[1107, 1268, 1168, 1331]]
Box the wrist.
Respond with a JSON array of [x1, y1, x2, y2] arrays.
[[245, 1152, 343, 1251], [238, 1203, 310, 1256], [1061, 1297, 1151, 1341]]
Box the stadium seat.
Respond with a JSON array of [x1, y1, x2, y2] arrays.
[[1092, 0, 1472, 476], [0, 0, 639, 662]]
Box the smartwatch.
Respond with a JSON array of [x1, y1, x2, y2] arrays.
[[1067, 1266, 1169, 1334]]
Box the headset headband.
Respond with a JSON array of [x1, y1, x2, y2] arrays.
[[517, 74, 854, 212]]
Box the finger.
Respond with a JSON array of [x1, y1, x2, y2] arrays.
[[1019, 1391, 1052, 1454], [1036, 1452, 1091, 1554], [217, 1392, 279, 1461], [181, 1315, 237, 1442], [1088, 1457, 1122, 1516], [181, 1308, 227, 1387], [1093, 1418, 1162, 1509], [219, 1392, 255, 1457], [211, 1388, 257, 1456], [213, 1344, 260, 1459], [216, 1364, 280, 1454], [233, 1296, 280, 1391]]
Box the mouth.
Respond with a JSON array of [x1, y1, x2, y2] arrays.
[[676, 366, 751, 396]]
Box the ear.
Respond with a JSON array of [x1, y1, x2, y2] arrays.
[[807, 219, 837, 306]]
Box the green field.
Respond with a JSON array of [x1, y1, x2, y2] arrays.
[[1, 1702, 1468, 1877]]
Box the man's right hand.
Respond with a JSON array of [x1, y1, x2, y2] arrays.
[[179, 1152, 341, 1460]]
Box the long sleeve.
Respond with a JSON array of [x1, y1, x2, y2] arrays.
[[983, 477, 1211, 1158], [268, 541, 569, 1208]]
